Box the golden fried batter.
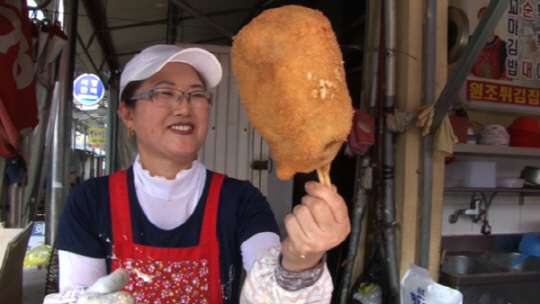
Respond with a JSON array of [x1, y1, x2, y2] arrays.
[[231, 5, 353, 181]]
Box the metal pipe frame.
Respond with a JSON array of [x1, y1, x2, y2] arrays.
[[429, 0, 510, 133], [166, 2, 179, 44], [99, 8, 253, 33], [338, 156, 371, 303], [418, 0, 437, 269], [45, 0, 78, 245], [337, 1, 380, 301], [76, 33, 102, 80], [105, 72, 119, 174], [383, 0, 400, 301], [369, 0, 382, 109], [169, 0, 234, 39], [80, 0, 119, 72], [234, 0, 276, 33]]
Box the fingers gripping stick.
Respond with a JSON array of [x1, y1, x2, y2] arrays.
[[316, 163, 331, 187]]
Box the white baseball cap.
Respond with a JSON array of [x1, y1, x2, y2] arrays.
[[119, 44, 222, 96]]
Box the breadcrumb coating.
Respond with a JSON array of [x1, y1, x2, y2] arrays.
[[231, 5, 354, 180]]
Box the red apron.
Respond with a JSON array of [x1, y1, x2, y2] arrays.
[[109, 170, 224, 304]]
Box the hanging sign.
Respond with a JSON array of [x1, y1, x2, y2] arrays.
[[73, 74, 104, 106], [88, 127, 106, 148], [0, 1, 38, 132], [459, 0, 540, 113]]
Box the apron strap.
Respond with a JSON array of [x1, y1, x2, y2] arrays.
[[200, 172, 225, 245], [201, 172, 226, 304], [109, 170, 132, 245]]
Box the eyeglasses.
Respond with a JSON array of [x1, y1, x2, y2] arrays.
[[130, 88, 214, 109]]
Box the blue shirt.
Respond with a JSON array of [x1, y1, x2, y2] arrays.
[[56, 168, 280, 303]]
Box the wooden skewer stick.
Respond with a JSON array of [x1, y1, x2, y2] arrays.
[[316, 163, 332, 187], [316, 168, 325, 186]]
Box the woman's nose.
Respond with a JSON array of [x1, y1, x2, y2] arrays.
[[171, 96, 191, 115]]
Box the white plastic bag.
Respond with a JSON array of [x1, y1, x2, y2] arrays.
[[352, 283, 382, 304], [401, 264, 462, 304]]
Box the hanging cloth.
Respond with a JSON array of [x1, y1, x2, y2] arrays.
[[0, 0, 39, 133]]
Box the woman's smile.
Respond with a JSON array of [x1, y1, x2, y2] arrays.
[[169, 123, 195, 135]]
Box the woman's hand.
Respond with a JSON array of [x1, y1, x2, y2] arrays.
[[43, 269, 134, 304], [281, 181, 350, 272]]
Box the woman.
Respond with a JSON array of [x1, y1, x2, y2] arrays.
[[44, 44, 350, 304]]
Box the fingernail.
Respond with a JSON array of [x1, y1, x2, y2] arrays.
[[305, 181, 315, 190]]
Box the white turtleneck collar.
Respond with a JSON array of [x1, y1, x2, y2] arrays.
[[132, 155, 207, 229]]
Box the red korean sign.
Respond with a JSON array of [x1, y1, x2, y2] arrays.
[[467, 80, 540, 106], [460, 0, 540, 111]]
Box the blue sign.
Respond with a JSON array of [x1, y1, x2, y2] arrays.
[[73, 73, 105, 105], [32, 221, 45, 236]]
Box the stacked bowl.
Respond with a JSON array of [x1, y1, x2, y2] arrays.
[[508, 116, 540, 148], [478, 124, 510, 146]]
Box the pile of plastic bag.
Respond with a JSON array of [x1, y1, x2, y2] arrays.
[[401, 264, 463, 304], [23, 244, 52, 268]]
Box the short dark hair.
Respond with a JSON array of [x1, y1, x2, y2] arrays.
[[120, 80, 144, 109]]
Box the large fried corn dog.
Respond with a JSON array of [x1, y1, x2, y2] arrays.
[[231, 5, 354, 182]]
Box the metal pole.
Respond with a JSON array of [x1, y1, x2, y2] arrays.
[[90, 149, 95, 178], [368, 0, 381, 109], [45, 0, 78, 245], [338, 156, 370, 304], [430, 0, 509, 133], [418, 0, 437, 269], [383, 0, 400, 301], [166, 1, 178, 44], [105, 73, 119, 174], [337, 1, 378, 301], [24, 81, 56, 226], [76, 33, 102, 79], [7, 186, 21, 227], [84, 125, 88, 153]]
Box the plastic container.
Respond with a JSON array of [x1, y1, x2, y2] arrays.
[[496, 178, 525, 188], [467, 123, 477, 144], [444, 160, 496, 188]]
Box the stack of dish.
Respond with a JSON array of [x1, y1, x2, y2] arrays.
[[478, 124, 510, 146]]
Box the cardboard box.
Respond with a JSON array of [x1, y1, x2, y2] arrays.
[[0, 223, 33, 304]]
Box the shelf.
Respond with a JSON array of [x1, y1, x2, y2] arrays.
[[444, 187, 540, 194], [444, 187, 540, 205], [452, 144, 540, 158]]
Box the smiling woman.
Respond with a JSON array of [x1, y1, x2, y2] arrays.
[[43, 43, 350, 304], [119, 61, 213, 176]]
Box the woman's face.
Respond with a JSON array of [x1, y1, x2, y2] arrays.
[[120, 62, 210, 166]]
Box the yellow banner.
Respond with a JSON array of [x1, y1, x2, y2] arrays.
[[88, 127, 106, 148]]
